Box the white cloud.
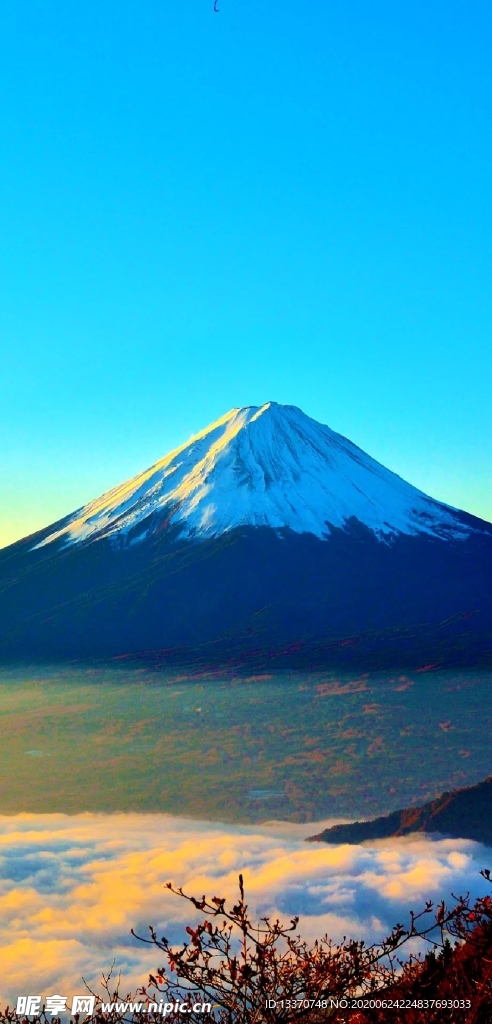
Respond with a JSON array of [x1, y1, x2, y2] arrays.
[[0, 813, 489, 1004]]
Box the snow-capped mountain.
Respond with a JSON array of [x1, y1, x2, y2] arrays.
[[1, 403, 491, 667], [36, 402, 472, 550]]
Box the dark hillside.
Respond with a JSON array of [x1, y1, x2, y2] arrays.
[[307, 775, 492, 846], [0, 517, 491, 667]]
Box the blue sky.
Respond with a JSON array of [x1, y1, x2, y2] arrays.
[[1, 0, 491, 546]]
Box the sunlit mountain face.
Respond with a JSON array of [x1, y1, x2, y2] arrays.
[[34, 402, 474, 548], [1, 403, 491, 667]]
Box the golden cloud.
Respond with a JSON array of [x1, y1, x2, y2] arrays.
[[0, 813, 487, 1004]]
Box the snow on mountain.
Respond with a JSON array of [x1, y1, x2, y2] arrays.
[[34, 402, 472, 550]]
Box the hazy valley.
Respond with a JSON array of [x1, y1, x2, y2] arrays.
[[1, 663, 491, 823]]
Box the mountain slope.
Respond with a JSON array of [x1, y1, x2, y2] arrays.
[[306, 776, 492, 846], [34, 403, 474, 550], [0, 403, 491, 666]]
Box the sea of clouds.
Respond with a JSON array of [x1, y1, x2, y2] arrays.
[[0, 813, 490, 1005]]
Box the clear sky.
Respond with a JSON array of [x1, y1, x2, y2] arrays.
[[1, 0, 491, 548]]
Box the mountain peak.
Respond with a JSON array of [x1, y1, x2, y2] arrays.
[[35, 403, 473, 550]]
